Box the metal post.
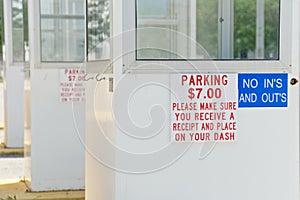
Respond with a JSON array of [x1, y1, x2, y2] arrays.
[[256, 0, 264, 58], [218, 0, 233, 59]]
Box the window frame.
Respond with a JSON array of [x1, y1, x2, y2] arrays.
[[29, 0, 82, 67], [39, 0, 85, 63], [0, 0, 4, 61], [31, 0, 112, 69], [3, 0, 29, 66], [122, 0, 292, 73], [12, 0, 25, 63]]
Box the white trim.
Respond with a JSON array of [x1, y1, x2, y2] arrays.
[[30, 0, 89, 68], [138, 19, 178, 26], [279, 0, 292, 69], [30, 0, 114, 70], [4, 0, 28, 66], [28, 0, 41, 68], [123, 60, 291, 74], [255, 0, 265, 58], [219, 0, 233, 58], [189, 0, 197, 58]]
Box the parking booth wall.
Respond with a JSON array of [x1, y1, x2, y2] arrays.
[[26, 0, 85, 191], [86, 0, 300, 200]]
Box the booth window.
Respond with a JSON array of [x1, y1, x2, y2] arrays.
[[40, 0, 85, 62], [0, 0, 4, 60], [136, 0, 279, 60], [12, 0, 28, 62], [87, 0, 110, 61]]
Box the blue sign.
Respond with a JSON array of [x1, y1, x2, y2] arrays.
[[238, 73, 288, 108]]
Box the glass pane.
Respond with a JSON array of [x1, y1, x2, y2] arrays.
[[23, 0, 29, 62], [137, 0, 195, 59], [40, 0, 85, 62], [0, 0, 4, 60], [12, 0, 24, 62], [136, 0, 280, 60], [87, 0, 110, 61], [137, 0, 169, 18], [137, 25, 178, 59], [234, 0, 279, 59], [196, 0, 218, 58], [264, 0, 279, 59]]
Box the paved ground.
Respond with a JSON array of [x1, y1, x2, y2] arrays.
[[0, 157, 24, 181], [0, 143, 85, 199], [0, 182, 85, 200], [0, 129, 3, 143], [0, 78, 85, 199]]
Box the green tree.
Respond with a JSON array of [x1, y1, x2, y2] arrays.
[[11, 0, 28, 62], [234, 0, 279, 58], [196, 0, 218, 58], [87, 0, 110, 52], [196, 0, 279, 59], [234, 0, 256, 58], [264, 0, 279, 58]]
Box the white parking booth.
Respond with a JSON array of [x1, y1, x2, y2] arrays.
[[86, 0, 300, 200], [25, 0, 85, 191], [2, 0, 27, 148]]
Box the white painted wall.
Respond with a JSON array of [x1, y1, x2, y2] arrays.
[[116, 91, 299, 200], [26, 0, 86, 191], [2, 0, 25, 148], [0, 69, 4, 129], [3, 67, 24, 148], [85, 76, 115, 200], [25, 69, 85, 191], [86, 73, 299, 200], [86, 1, 300, 200]]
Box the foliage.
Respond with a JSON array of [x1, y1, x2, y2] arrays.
[[234, 0, 279, 58], [87, 0, 110, 52], [0, 0, 281, 60], [234, 0, 257, 58], [196, 0, 218, 58], [12, 0, 23, 29], [23, 0, 29, 43], [0, 0, 28, 61], [196, 0, 279, 59], [264, 0, 279, 58], [0, 196, 17, 200]]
